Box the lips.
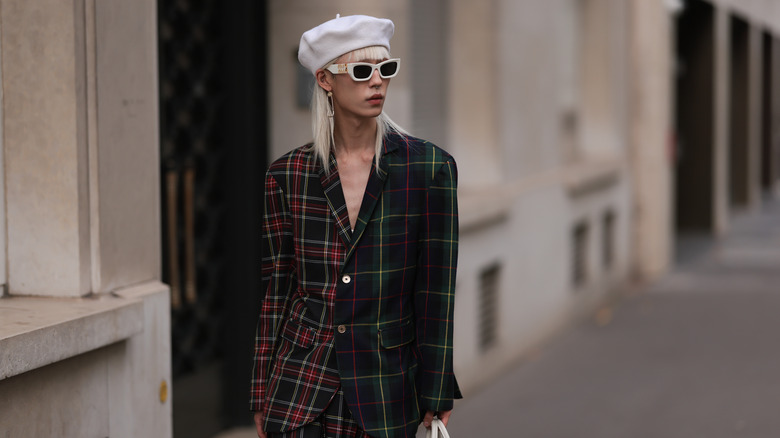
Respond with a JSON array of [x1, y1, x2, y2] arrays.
[[368, 94, 383, 104]]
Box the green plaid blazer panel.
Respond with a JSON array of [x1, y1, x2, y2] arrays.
[[251, 133, 460, 438]]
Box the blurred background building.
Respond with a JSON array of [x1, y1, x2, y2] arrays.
[[0, 0, 779, 437]]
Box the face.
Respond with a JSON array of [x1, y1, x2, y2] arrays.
[[317, 56, 392, 121]]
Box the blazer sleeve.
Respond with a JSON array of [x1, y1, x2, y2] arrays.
[[414, 158, 461, 412], [250, 171, 295, 412]]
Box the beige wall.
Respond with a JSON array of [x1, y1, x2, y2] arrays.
[[0, 0, 171, 436], [681, 0, 780, 235], [713, 0, 780, 34], [775, 32, 780, 195], [1, 0, 160, 298], [450, 0, 636, 389], [1, 348, 116, 437], [447, 0, 501, 187], [629, 0, 674, 280], [94, 0, 161, 293], [717, 0, 780, 205], [2, 0, 92, 297]]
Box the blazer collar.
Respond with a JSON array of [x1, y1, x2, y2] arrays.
[[381, 132, 401, 156], [319, 135, 397, 256], [319, 153, 352, 248], [345, 154, 388, 262]]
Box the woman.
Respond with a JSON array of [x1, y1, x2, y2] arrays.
[[251, 14, 460, 438]]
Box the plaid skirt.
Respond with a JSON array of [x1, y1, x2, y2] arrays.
[[269, 387, 371, 438]]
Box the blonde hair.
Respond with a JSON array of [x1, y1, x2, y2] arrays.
[[310, 45, 408, 172]]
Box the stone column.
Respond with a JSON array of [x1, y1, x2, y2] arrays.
[[775, 37, 780, 194], [2, 0, 92, 297], [713, 5, 731, 235], [449, 0, 501, 187], [93, 0, 161, 293], [0, 0, 170, 435], [747, 23, 764, 207], [1, 0, 160, 297], [628, 0, 673, 280]]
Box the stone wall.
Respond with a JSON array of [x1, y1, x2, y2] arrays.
[[0, 0, 171, 436]]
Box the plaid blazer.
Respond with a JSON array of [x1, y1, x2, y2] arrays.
[[250, 133, 460, 438]]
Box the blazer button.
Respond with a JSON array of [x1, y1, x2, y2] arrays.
[[337, 325, 346, 334], [342, 275, 351, 284]]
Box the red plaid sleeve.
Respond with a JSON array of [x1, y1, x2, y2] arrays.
[[250, 172, 295, 412]]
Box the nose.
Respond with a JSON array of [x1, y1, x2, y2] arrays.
[[368, 68, 383, 86]]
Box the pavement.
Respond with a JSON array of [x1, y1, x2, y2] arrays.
[[446, 196, 780, 438], [217, 196, 780, 438]]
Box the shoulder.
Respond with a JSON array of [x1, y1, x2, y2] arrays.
[[267, 144, 319, 176], [265, 144, 321, 193], [385, 133, 456, 167]]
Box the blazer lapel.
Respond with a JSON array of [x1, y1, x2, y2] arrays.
[[320, 154, 353, 248], [345, 137, 398, 262], [321, 135, 401, 263]]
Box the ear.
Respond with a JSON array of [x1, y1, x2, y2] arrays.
[[315, 69, 332, 93]]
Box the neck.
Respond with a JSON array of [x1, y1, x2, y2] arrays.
[[333, 115, 378, 156]]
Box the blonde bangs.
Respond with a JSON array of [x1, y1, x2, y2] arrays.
[[330, 46, 391, 65]]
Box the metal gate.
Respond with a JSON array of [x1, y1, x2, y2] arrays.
[[158, 0, 267, 434], [159, 0, 223, 377]]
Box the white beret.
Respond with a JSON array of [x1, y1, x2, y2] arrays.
[[298, 14, 394, 74]]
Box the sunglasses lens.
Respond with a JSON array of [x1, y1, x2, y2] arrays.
[[379, 61, 398, 77], [352, 65, 373, 80]]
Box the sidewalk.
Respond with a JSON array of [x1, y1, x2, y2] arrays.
[[446, 197, 780, 437]]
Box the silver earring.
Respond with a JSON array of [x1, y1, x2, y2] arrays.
[[327, 91, 335, 148]]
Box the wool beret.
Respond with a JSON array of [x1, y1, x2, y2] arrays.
[[298, 14, 394, 74]]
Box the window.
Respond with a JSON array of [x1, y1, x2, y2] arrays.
[[478, 263, 501, 351], [572, 221, 589, 288]]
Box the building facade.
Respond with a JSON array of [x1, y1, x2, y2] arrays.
[[0, 0, 171, 437]]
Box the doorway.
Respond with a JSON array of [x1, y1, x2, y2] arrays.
[[674, 0, 716, 234], [158, 0, 268, 436], [673, 0, 717, 263]]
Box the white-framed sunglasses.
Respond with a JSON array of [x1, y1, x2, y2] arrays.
[[325, 58, 401, 81]]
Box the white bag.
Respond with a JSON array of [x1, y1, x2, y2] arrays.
[[425, 418, 451, 438]]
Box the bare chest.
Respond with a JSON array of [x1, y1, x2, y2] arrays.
[[337, 158, 372, 230]]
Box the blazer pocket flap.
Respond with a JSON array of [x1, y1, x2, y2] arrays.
[[281, 319, 316, 349], [379, 321, 415, 349]]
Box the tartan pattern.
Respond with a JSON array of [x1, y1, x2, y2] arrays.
[[251, 133, 459, 438], [269, 387, 370, 438]]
